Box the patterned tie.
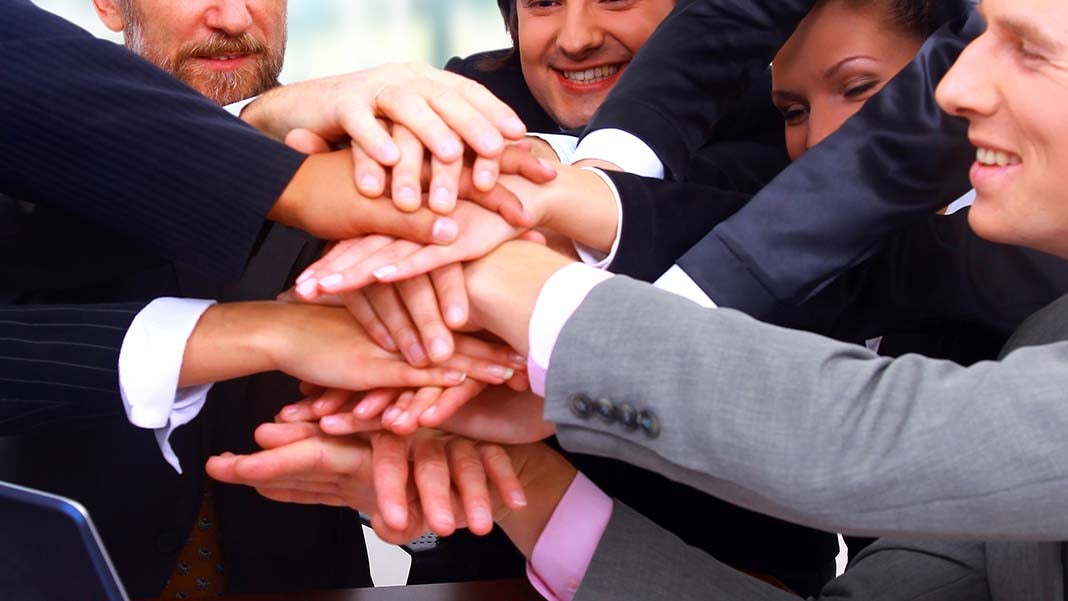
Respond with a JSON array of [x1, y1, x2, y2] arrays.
[[160, 484, 227, 599]]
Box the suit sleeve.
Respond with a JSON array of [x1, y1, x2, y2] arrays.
[[577, 502, 989, 601], [582, 0, 816, 178], [0, 1, 306, 280], [546, 276, 1068, 540], [772, 209, 1068, 342], [678, 11, 982, 316], [0, 302, 143, 435]]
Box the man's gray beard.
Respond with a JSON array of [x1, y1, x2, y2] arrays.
[[123, 17, 285, 105]]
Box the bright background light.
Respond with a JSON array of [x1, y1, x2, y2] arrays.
[[39, 0, 512, 83]]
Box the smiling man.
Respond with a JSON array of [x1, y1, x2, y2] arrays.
[[92, 0, 286, 105]]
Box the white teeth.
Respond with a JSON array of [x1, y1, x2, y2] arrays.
[[976, 147, 1022, 166], [561, 64, 621, 84]]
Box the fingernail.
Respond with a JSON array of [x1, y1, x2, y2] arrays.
[[407, 343, 428, 364], [538, 158, 555, 171], [434, 510, 455, 529], [508, 117, 526, 134], [321, 415, 340, 429], [386, 504, 407, 527], [421, 406, 438, 422], [445, 370, 467, 384], [511, 353, 527, 366], [446, 306, 465, 326], [360, 174, 381, 191], [396, 186, 418, 204], [510, 490, 528, 507], [476, 169, 494, 188], [296, 279, 318, 297], [487, 366, 515, 381], [382, 334, 397, 350], [396, 411, 410, 425], [473, 506, 492, 527], [430, 187, 453, 210], [432, 217, 459, 243], [296, 269, 314, 285], [481, 133, 503, 153], [281, 405, 299, 417], [373, 265, 398, 280], [379, 144, 400, 164], [430, 339, 451, 361], [313, 398, 329, 412], [383, 407, 401, 424], [438, 139, 462, 159], [318, 273, 343, 290]]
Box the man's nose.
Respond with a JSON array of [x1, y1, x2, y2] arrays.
[[557, 5, 605, 59], [204, 0, 254, 37]]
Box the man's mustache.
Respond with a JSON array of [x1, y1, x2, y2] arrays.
[[178, 33, 268, 63]]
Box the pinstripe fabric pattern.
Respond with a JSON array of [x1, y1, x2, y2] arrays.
[[0, 0, 306, 281], [0, 302, 141, 434]]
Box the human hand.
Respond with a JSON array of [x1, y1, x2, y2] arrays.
[[362, 127, 555, 225], [206, 424, 529, 540], [277, 380, 551, 444], [266, 149, 461, 245], [242, 63, 528, 195], [178, 301, 474, 391]]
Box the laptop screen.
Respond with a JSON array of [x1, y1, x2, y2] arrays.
[[0, 480, 129, 601]]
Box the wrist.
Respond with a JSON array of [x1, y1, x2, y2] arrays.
[[179, 302, 280, 387], [495, 444, 578, 559], [541, 166, 618, 253], [465, 241, 574, 355]]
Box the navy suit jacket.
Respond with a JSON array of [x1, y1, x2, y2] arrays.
[[0, 3, 370, 596]]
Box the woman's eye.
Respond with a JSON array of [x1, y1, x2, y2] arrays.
[[843, 80, 880, 99], [780, 105, 809, 125]]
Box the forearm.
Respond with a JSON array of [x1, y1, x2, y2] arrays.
[[537, 166, 620, 254], [494, 445, 578, 558], [178, 302, 283, 387]]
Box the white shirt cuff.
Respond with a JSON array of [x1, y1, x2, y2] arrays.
[[572, 168, 623, 270], [527, 264, 613, 397], [528, 133, 579, 164], [119, 298, 217, 473], [653, 265, 717, 308], [225, 95, 258, 118], [572, 129, 665, 179]]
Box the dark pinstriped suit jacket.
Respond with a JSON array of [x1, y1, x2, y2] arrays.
[[0, 3, 372, 596], [0, 0, 304, 428]]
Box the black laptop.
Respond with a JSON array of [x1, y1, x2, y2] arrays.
[[0, 480, 129, 601]]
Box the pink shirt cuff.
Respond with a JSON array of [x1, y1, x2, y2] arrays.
[[527, 263, 613, 396], [526, 472, 613, 601]]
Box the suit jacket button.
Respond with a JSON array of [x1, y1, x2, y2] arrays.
[[638, 410, 661, 439], [594, 398, 617, 423], [618, 403, 638, 431], [569, 394, 593, 419]]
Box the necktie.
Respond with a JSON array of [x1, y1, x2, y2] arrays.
[[160, 484, 227, 599]]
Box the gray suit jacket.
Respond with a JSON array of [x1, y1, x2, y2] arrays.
[[545, 278, 1068, 600]]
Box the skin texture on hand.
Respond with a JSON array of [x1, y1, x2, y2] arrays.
[[267, 149, 460, 244], [464, 241, 576, 356], [206, 424, 535, 540], [206, 422, 575, 559], [241, 63, 529, 203], [177, 301, 470, 390]]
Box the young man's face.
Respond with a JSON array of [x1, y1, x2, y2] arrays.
[[936, 0, 1068, 259], [517, 0, 675, 130], [95, 0, 287, 105]]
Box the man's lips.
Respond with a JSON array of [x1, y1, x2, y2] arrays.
[[189, 53, 254, 71], [554, 63, 626, 93], [970, 144, 1024, 192]]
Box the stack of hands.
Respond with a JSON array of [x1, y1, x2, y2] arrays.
[[207, 64, 589, 558]]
